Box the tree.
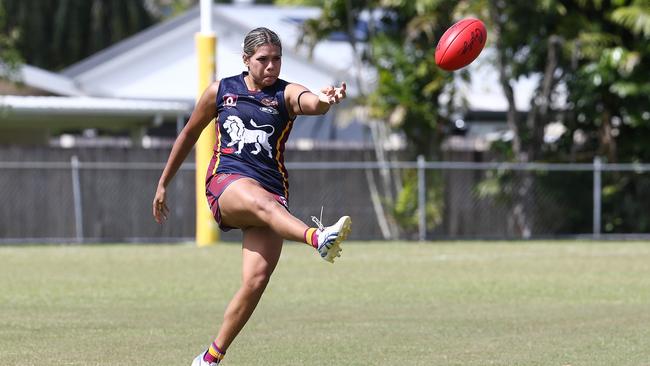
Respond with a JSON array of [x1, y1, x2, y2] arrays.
[[481, 1, 576, 236], [483, 0, 650, 235], [562, 0, 650, 233], [299, 0, 466, 238], [0, 2, 22, 81], [1, 0, 158, 70], [300, 0, 650, 237]]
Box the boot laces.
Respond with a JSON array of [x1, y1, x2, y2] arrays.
[[310, 206, 325, 231]]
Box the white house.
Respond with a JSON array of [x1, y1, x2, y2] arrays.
[[0, 65, 191, 145], [60, 5, 366, 101]]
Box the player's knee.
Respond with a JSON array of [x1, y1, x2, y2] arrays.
[[243, 271, 271, 294], [249, 195, 278, 219]]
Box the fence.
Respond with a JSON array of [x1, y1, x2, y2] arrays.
[[1, 150, 650, 243]]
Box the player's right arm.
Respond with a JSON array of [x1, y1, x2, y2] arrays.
[[153, 81, 220, 223]]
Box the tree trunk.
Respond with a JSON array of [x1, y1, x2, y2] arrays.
[[489, 2, 525, 163], [598, 108, 617, 163], [515, 35, 563, 237], [344, 0, 398, 238], [489, 4, 564, 238]]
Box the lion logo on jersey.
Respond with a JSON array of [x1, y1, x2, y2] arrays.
[[223, 115, 275, 158]]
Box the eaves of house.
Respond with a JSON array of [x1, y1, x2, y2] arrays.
[[1, 61, 193, 145]]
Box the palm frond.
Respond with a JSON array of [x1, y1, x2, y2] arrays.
[[611, 6, 650, 38]]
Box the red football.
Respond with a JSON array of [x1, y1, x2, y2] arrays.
[[435, 18, 487, 71]]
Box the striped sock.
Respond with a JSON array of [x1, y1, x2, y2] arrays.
[[203, 341, 225, 364], [304, 227, 319, 248]]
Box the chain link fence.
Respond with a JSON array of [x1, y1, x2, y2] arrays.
[[1, 150, 650, 243]]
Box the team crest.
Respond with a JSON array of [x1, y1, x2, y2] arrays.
[[223, 94, 238, 107], [260, 97, 279, 107]]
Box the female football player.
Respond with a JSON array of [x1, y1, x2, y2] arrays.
[[152, 27, 351, 366]]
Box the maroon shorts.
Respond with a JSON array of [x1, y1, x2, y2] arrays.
[[205, 173, 288, 232]]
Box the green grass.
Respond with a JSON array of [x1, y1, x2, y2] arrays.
[[1, 241, 650, 366]]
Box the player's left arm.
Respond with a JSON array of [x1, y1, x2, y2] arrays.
[[285, 82, 346, 118]]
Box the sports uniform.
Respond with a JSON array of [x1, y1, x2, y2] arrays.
[[205, 72, 293, 230]]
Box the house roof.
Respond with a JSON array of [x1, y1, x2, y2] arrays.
[[20, 65, 84, 96], [0, 95, 191, 131], [50, 3, 375, 145], [60, 4, 364, 102], [1, 95, 189, 116]]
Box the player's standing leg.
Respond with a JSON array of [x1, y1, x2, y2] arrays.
[[192, 226, 282, 365], [192, 178, 351, 365]]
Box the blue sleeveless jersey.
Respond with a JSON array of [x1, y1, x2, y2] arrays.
[[208, 72, 295, 198]]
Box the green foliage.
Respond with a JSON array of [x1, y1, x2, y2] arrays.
[[478, 0, 650, 235], [300, 0, 461, 158], [1, 0, 158, 70], [477, 168, 595, 235], [369, 32, 450, 157], [299, 0, 460, 235], [610, 2, 650, 37], [0, 2, 23, 81], [564, 1, 650, 160], [369, 0, 457, 147], [601, 171, 650, 233], [392, 170, 443, 235]]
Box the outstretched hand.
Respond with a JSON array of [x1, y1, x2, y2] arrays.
[[318, 82, 347, 105]]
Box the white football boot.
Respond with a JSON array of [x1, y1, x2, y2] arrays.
[[191, 351, 221, 366], [313, 215, 352, 263]]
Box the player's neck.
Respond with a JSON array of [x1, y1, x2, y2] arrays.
[[244, 74, 263, 92]]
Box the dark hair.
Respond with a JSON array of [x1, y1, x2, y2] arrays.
[[243, 27, 282, 58]]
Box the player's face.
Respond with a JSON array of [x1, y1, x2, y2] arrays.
[[245, 44, 282, 88]]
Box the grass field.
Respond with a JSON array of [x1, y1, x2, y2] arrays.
[[1, 241, 650, 366]]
